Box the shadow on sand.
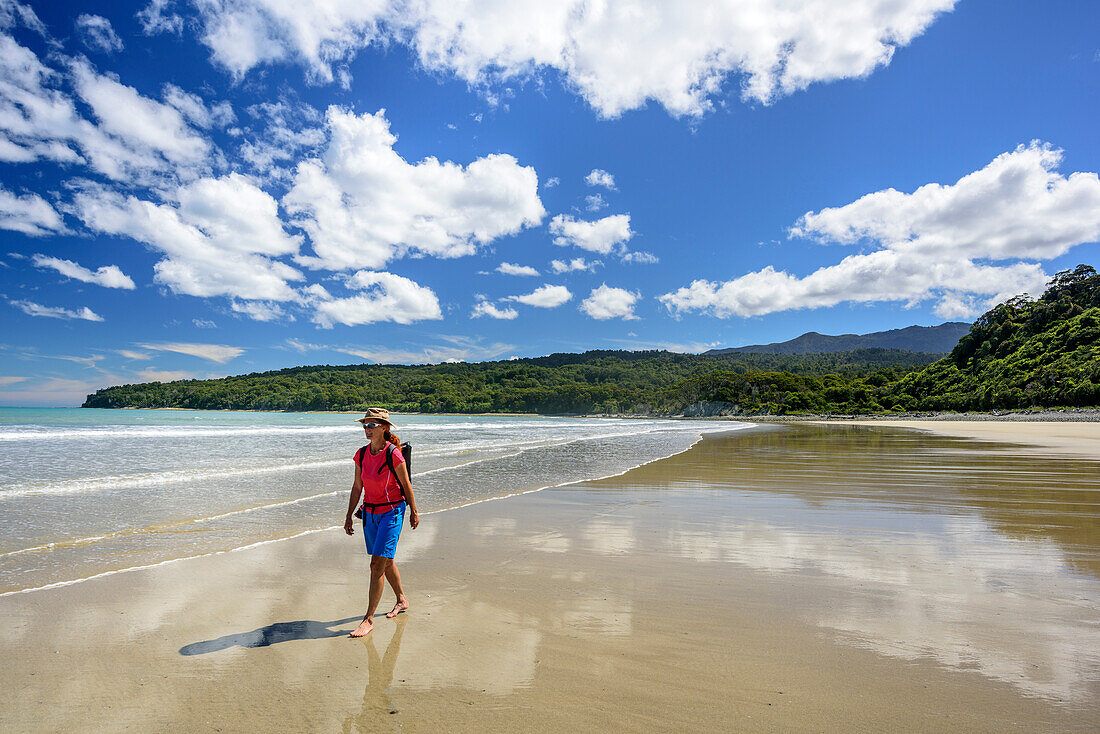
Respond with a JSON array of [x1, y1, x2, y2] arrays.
[[179, 616, 361, 655]]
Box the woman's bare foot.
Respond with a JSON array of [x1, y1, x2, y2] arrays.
[[349, 616, 374, 637], [386, 597, 409, 619]]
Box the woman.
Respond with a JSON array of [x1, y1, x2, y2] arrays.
[[344, 408, 420, 638]]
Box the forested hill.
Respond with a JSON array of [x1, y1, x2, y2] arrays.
[[83, 349, 938, 414], [888, 264, 1100, 411], [83, 265, 1099, 416], [706, 322, 970, 355], [675, 265, 1100, 414]]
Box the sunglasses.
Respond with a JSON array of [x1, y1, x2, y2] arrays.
[[362, 422, 382, 429]]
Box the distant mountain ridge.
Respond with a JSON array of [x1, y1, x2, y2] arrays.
[[706, 322, 972, 355]]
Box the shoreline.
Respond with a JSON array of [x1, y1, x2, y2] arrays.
[[751, 408, 1100, 422], [2, 423, 1097, 731]]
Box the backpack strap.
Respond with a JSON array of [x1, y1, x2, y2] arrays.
[[378, 444, 406, 499], [376, 443, 393, 474]]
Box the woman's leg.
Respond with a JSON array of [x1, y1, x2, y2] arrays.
[[350, 555, 390, 637], [384, 562, 408, 618]]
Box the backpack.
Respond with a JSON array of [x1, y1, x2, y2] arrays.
[[354, 442, 412, 519]]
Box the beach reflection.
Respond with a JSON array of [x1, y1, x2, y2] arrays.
[[585, 424, 1100, 704], [558, 592, 633, 636], [345, 616, 407, 733], [391, 593, 541, 695], [661, 509, 1099, 701]]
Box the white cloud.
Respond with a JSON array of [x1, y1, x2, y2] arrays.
[[76, 14, 124, 53], [497, 262, 538, 277], [0, 187, 64, 235], [507, 284, 572, 308], [584, 193, 606, 212], [790, 142, 1100, 261], [0, 376, 110, 407], [163, 84, 236, 129], [239, 99, 324, 178], [284, 107, 545, 271], [230, 299, 288, 322], [284, 337, 324, 353], [138, 341, 245, 363], [550, 257, 600, 273], [0, 37, 84, 165], [306, 270, 443, 327], [189, 1, 955, 117], [609, 337, 722, 353], [661, 143, 1100, 319], [550, 213, 632, 254], [0, 376, 28, 386], [192, 0, 387, 84], [52, 353, 105, 368], [71, 61, 209, 170], [175, 174, 300, 257], [136, 368, 197, 383], [544, 176, 560, 188], [116, 349, 151, 360], [580, 284, 640, 320], [0, 0, 47, 36], [32, 254, 136, 289], [932, 292, 983, 321], [409, 0, 957, 116], [9, 299, 104, 321], [0, 38, 212, 185], [620, 250, 658, 264], [73, 176, 303, 302], [137, 0, 183, 35], [585, 168, 616, 190], [471, 297, 518, 320], [336, 337, 513, 365]]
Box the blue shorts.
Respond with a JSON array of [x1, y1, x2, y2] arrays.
[[362, 502, 405, 558]]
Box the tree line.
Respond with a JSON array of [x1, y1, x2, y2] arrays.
[[83, 265, 1099, 416]]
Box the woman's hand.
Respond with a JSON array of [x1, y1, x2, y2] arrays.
[[409, 509, 420, 529], [344, 515, 355, 536]]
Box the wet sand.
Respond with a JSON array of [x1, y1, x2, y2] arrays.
[[1, 424, 1098, 732]]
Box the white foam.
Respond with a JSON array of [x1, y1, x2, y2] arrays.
[[0, 424, 707, 498], [0, 423, 755, 597], [1, 458, 350, 497], [0, 425, 357, 441]]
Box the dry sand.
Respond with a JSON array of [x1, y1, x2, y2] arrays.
[[810, 419, 1100, 458], [2, 424, 1097, 732]]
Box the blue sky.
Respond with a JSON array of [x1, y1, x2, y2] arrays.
[[1, 0, 1098, 406]]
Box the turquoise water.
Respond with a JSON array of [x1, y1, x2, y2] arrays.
[[0, 408, 745, 594]]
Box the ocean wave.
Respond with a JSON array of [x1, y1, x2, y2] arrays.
[[0, 424, 753, 597], [0, 458, 349, 497], [0, 424, 698, 498], [0, 425, 358, 441]]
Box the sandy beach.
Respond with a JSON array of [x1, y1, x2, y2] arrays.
[[809, 419, 1100, 458], [2, 422, 1098, 732]]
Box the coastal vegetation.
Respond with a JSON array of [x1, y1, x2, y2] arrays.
[[83, 265, 1099, 416], [83, 349, 935, 414]]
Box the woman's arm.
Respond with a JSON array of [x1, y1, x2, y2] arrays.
[[344, 461, 363, 536], [394, 461, 419, 529]]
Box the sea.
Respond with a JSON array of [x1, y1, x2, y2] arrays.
[[0, 408, 745, 595]]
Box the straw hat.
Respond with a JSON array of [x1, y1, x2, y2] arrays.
[[356, 407, 394, 427]]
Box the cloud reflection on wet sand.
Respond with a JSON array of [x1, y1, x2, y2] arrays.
[[580, 424, 1100, 703]]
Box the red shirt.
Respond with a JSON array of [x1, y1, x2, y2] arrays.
[[356, 444, 405, 514]]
